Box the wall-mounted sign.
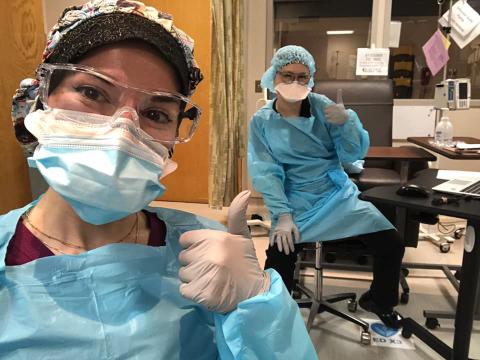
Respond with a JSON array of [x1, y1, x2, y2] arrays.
[[356, 48, 390, 76]]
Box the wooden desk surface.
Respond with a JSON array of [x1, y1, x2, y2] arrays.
[[408, 137, 480, 160], [366, 146, 437, 161]]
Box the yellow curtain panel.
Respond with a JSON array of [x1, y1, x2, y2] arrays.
[[209, 0, 246, 208]]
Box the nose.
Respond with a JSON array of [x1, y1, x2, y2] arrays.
[[112, 106, 140, 127]]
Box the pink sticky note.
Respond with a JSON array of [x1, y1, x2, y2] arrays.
[[422, 30, 449, 76]]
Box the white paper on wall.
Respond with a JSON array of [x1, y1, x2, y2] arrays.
[[356, 48, 390, 76]]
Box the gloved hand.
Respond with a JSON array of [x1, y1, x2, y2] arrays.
[[324, 88, 348, 125], [178, 191, 270, 313], [227, 190, 251, 239], [325, 103, 348, 125], [270, 213, 300, 255]]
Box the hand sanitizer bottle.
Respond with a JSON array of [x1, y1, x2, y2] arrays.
[[434, 110, 453, 147]]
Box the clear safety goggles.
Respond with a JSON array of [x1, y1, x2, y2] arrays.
[[277, 71, 310, 85], [36, 63, 202, 144]]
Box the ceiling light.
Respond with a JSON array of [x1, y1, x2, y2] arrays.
[[326, 30, 355, 35]]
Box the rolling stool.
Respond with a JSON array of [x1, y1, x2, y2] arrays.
[[295, 242, 371, 345]]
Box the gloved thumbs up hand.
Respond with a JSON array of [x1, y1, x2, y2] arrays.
[[178, 190, 270, 313], [325, 88, 348, 125], [336, 88, 344, 105], [227, 190, 251, 238]]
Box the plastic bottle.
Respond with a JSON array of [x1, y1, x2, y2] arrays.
[[434, 113, 453, 147]]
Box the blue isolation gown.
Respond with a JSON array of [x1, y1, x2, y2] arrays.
[[248, 92, 394, 243], [0, 203, 318, 359]]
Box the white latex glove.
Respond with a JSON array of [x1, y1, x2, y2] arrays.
[[227, 190, 251, 239], [270, 213, 300, 255], [324, 88, 348, 125], [178, 191, 270, 313]]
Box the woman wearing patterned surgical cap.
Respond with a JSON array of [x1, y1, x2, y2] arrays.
[[1, 2, 317, 358], [248, 45, 405, 329]]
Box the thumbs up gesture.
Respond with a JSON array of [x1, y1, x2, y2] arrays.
[[178, 190, 270, 313], [324, 88, 348, 125]]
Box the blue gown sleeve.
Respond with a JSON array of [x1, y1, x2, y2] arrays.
[[247, 113, 291, 218], [214, 269, 318, 360], [320, 96, 370, 163]]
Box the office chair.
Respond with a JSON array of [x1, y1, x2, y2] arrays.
[[292, 80, 433, 340]]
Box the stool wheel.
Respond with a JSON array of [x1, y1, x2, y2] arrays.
[[401, 328, 412, 339], [440, 243, 450, 253], [292, 289, 302, 300], [454, 228, 464, 239], [400, 292, 409, 304], [360, 331, 371, 345], [347, 299, 357, 312], [425, 317, 440, 330]]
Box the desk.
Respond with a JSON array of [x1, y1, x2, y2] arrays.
[[408, 137, 480, 160], [366, 146, 437, 182], [361, 169, 480, 360]]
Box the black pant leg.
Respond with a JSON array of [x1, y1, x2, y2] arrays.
[[264, 229, 405, 304], [358, 229, 405, 308], [264, 244, 300, 292]]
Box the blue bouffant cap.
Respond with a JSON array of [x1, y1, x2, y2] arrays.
[[260, 45, 316, 92]]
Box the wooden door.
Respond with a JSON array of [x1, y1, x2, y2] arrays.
[[146, 0, 211, 203], [0, 1, 45, 214]]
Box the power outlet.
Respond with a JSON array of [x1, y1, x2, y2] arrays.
[[255, 80, 262, 93]]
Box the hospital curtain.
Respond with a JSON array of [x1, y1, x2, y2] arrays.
[[208, 0, 246, 208]]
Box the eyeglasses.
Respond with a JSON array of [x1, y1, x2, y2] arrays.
[[36, 63, 202, 144], [277, 71, 310, 85]]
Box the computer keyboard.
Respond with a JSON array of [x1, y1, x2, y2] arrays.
[[463, 180, 480, 195]]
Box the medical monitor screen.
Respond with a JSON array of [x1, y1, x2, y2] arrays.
[[459, 83, 468, 99]]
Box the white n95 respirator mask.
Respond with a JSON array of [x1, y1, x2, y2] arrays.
[[24, 108, 177, 225], [275, 82, 311, 103]]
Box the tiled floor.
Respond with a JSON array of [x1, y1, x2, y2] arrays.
[[151, 200, 480, 360]]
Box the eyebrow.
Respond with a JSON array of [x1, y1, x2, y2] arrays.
[[150, 95, 181, 104], [280, 71, 309, 76], [66, 72, 117, 90]]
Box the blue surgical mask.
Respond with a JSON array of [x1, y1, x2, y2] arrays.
[[24, 108, 177, 225]]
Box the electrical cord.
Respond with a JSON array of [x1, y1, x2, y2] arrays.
[[437, 221, 456, 235]]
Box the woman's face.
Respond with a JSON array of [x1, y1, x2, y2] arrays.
[[47, 41, 182, 144]]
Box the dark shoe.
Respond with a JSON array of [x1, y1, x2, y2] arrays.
[[359, 291, 402, 329]]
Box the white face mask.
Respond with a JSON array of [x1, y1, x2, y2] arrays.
[[275, 82, 311, 103]]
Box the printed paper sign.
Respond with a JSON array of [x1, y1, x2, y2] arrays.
[[356, 48, 390, 76], [439, 1, 480, 49], [364, 318, 415, 350], [422, 30, 450, 76], [442, 1, 480, 37]]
